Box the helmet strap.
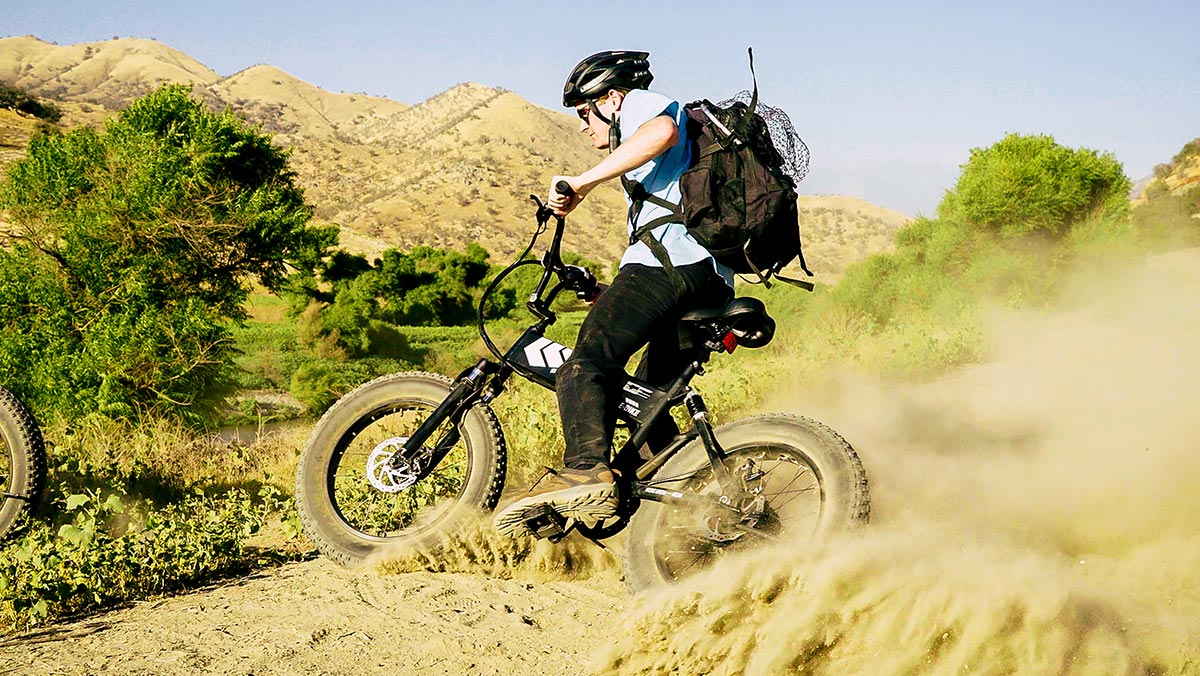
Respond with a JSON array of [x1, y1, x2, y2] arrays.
[[587, 97, 621, 152], [587, 99, 613, 126]]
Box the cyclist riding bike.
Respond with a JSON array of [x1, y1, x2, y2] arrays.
[[493, 50, 735, 536]]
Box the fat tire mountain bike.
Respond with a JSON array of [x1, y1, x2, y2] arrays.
[[295, 186, 870, 590], [0, 387, 46, 542]]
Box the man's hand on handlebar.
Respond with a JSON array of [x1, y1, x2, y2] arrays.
[[549, 176, 588, 217]]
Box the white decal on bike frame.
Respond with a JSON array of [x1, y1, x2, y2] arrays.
[[524, 336, 572, 371], [623, 381, 654, 397]]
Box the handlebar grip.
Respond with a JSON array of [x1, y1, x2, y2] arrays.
[[555, 180, 575, 197]]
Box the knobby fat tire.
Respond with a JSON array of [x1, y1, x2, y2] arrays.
[[294, 372, 506, 565], [0, 386, 46, 542], [623, 414, 870, 592]]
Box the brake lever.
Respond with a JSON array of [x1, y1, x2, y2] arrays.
[[529, 194, 554, 225]]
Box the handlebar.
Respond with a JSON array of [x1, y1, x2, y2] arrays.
[[475, 188, 602, 364]]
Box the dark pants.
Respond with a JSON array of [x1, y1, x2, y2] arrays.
[[556, 262, 733, 469]]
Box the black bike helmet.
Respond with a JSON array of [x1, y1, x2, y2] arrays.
[[562, 50, 653, 107]]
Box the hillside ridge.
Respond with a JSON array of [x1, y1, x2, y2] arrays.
[[1, 35, 904, 272]]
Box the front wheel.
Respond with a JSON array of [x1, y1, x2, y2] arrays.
[[624, 414, 869, 591], [295, 372, 506, 565], [0, 387, 46, 542]]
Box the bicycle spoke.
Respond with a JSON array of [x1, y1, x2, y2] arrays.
[[770, 482, 818, 511], [326, 406, 470, 539]]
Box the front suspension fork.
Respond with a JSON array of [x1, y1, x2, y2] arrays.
[[386, 359, 504, 478]]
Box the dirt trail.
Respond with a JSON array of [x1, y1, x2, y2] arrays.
[[3, 250, 1199, 676], [0, 558, 625, 675]]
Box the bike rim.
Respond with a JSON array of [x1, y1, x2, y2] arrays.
[[652, 443, 824, 583], [326, 399, 473, 542]]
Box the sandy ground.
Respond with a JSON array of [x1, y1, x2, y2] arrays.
[[0, 558, 625, 676]]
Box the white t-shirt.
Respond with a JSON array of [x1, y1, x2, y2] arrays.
[[617, 90, 733, 287]]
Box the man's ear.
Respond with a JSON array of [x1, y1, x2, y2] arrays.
[[606, 89, 626, 109]]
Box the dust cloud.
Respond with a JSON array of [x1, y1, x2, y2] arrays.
[[374, 510, 620, 582], [597, 250, 1200, 675]]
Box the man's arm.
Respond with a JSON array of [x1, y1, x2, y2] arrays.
[[550, 115, 678, 216]]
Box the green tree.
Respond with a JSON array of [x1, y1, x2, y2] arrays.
[[0, 84, 333, 425], [938, 133, 1131, 237], [290, 242, 518, 358]]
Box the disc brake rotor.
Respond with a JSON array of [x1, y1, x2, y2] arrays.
[[365, 437, 427, 493]]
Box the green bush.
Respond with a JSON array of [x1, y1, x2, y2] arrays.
[[0, 489, 262, 630], [0, 414, 306, 631], [938, 133, 1131, 237], [287, 243, 507, 358], [0, 81, 61, 122], [0, 85, 332, 426], [774, 133, 1136, 380], [285, 242, 605, 361], [289, 362, 350, 414]]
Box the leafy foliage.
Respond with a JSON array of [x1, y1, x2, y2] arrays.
[[0, 414, 305, 630], [0, 489, 262, 629], [782, 133, 1137, 378], [938, 133, 1131, 237], [0, 84, 332, 425], [288, 242, 517, 358]]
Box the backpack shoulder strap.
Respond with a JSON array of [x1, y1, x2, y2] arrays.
[[622, 175, 685, 282]]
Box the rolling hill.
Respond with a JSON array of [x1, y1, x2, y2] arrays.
[[0, 34, 905, 273], [1134, 138, 1200, 204]]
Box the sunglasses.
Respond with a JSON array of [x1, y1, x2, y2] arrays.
[[575, 106, 591, 121]]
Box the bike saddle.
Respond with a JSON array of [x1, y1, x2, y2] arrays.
[[680, 297, 776, 349]]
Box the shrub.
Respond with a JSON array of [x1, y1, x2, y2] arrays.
[[289, 242, 528, 358], [0, 489, 262, 630], [777, 134, 1136, 380], [0, 85, 333, 426], [938, 133, 1131, 237], [0, 81, 62, 122]]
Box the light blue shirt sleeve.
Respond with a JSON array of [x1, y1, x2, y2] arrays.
[[617, 90, 733, 287]]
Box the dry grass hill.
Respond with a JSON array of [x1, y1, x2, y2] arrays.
[[1134, 138, 1200, 205], [797, 195, 908, 278], [0, 34, 906, 273]]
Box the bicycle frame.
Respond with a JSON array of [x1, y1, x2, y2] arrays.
[[386, 195, 749, 532]]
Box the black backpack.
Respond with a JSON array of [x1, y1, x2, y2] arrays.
[[623, 49, 814, 291]]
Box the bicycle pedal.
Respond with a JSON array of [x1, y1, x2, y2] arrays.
[[524, 504, 573, 542]]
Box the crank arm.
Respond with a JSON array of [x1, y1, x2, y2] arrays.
[[1, 492, 31, 501]]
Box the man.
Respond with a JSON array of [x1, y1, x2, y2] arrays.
[[493, 50, 732, 537]]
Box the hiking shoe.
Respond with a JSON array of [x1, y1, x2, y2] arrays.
[[493, 464, 618, 538]]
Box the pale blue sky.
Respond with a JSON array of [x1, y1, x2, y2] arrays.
[[4, 0, 1198, 216]]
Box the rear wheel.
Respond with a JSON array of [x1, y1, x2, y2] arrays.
[[0, 387, 46, 542], [624, 414, 869, 591], [295, 372, 506, 565]]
